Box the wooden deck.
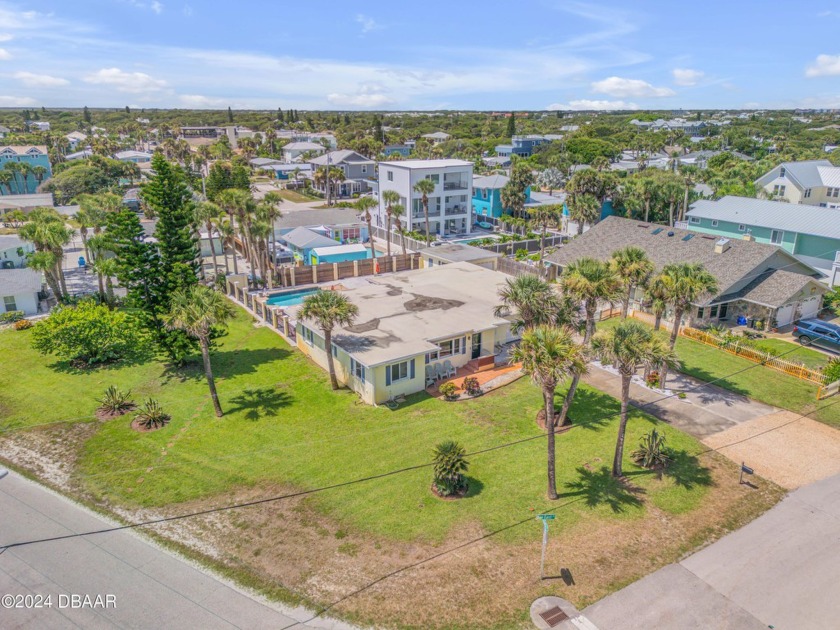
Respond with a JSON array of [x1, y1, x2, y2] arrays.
[[426, 358, 523, 397]]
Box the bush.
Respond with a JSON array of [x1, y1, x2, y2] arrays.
[[30, 300, 145, 366], [514, 248, 529, 261], [0, 310, 25, 324], [134, 399, 170, 430], [631, 429, 671, 469], [14, 319, 32, 330], [438, 381, 459, 400], [432, 440, 469, 497], [645, 371, 660, 389], [97, 386, 135, 415], [824, 358, 840, 383], [461, 376, 482, 397]]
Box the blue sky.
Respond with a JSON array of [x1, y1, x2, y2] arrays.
[[1, 0, 840, 110]]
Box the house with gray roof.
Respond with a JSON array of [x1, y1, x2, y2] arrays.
[[755, 160, 840, 207], [278, 226, 342, 263], [686, 195, 840, 284], [308, 150, 375, 198], [420, 131, 451, 144], [0, 268, 43, 315], [546, 216, 828, 328], [282, 141, 325, 163], [275, 207, 367, 244]]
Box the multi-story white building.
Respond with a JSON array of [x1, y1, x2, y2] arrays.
[[376, 159, 474, 238]]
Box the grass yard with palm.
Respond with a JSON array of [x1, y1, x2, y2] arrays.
[[0, 312, 783, 628]]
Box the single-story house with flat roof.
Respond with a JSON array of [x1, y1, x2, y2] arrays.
[[310, 243, 373, 265], [418, 242, 502, 270], [546, 216, 829, 328], [279, 226, 341, 263], [294, 262, 518, 405], [1, 268, 43, 315]]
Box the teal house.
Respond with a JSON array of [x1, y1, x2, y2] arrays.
[[0, 146, 52, 194], [310, 243, 377, 265], [686, 196, 840, 281], [472, 174, 532, 218]]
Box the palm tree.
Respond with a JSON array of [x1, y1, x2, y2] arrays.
[[299, 291, 359, 390], [512, 325, 588, 499], [194, 201, 221, 279], [164, 285, 236, 417], [93, 256, 118, 306], [592, 320, 678, 477], [86, 234, 111, 301], [413, 178, 436, 246], [217, 219, 236, 275], [658, 263, 718, 386], [355, 196, 378, 262], [567, 193, 600, 235], [382, 189, 401, 257], [644, 272, 671, 331], [260, 191, 283, 268], [391, 203, 407, 261], [0, 170, 12, 195], [530, 205, 561, 261], [556, 257, 622, 427], [494, 274, 560, 333], [18, 208, 73, 300], [610, 246, 654, 319]]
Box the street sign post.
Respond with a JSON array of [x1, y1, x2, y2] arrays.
[[536, 514, 555, 578]]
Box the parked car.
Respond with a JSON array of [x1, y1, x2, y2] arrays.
[[793, 319, 840, 353]]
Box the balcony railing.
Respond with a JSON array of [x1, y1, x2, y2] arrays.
[[412, 211, 441, 219], [443, 181, 468, 190], [444, 205, 468, 216]]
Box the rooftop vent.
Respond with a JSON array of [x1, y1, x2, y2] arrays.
[[714, 238, 731, 254], [682, 233, 695, 241], [637, 223, 651, 228], [651, 227, 664, 235], [667, 231, 675, 237]]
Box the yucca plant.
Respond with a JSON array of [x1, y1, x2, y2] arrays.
[[134, 398, 170, 430], [432, 440, 469, 497], [631, 429, 671, 469], [97, 386, 135, 415]]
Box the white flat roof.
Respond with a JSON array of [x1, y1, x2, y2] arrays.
[[378, 159, 473, 169], [312, 243, 368, 256]]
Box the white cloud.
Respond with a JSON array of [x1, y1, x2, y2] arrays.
[[672, 68, 704, 86], [0, 95, 37, 106], [0, 34, 13, 42], [151, 1, 163, 13], [13, 71, 69, 87], [83, 67, 167, 93], [355, 14, 382, 34], [178, 94, 228, 107], [0, 47, 10, 60], [327, 91, 395, 108], [126, 0, 164, 13], [546, 99, 639, 111], [806, 54, 840, 77], [591, 76, 676, 98]]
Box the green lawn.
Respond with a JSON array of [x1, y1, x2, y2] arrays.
[[598, 318, 840, 429], [0, 311, 720, 544], [753, 338, 830, 370], [277, 188, 320, 203]]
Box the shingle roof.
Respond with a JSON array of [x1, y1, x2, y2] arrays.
[[545, 216, 816, 302], [688, 196, 840, 240], [715, 269, 825, 308], [0, 268, 42, 295], [279, 226, 341, 250]]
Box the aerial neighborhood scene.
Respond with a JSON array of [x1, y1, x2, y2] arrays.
[[3, 2, 840, 629]]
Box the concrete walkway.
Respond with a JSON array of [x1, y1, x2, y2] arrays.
[[584, 472, 840, 630], [583, 365, 777, 439], [0, 472, 357, 630]]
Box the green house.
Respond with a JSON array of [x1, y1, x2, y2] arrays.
[[686, 196, 840, 284]]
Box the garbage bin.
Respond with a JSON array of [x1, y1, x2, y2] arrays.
[[737, 315, 747, 326], [78, 256, 86, 267]]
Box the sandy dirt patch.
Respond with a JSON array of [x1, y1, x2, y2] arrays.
[[703, 410, 840, 489]]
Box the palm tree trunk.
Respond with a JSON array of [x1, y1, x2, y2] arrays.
[[539, 224, 546, 262], [97, 272, 106, 302], [105, 276, 114, 305], [423, 199, 431, 246], [622, 285, 632, 319], [401, 231, 408, 264], [206, 221, 219, 278], [325, 329, 339, 390], [200, 338, 224, 417], [668, 202, 675, 227], [654, 308, 663, 331], [644, 199, 650, 223], [612, 374, 631, 477], [660, 306, 683, 387], [80, 230, 90, 264], [367, 216, 376, 263], [56, 263, 68, 298], [682, 187, 689, 222], [544, 386, 558, 500], [385, 213, 392, 257]]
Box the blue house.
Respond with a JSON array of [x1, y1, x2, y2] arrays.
[[383, 144, 412, 157], [279, 226, 342, 263], [310, 243, 377, 265], [494, 135, 562, 158], [472, 174, 533, 218], [0, 146, 52, 194]]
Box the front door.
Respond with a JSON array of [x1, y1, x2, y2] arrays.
[[718, 303, 729, 320], [471, 333, 482, 359]]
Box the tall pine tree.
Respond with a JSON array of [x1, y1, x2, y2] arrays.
[[506, 112, 516, 138]]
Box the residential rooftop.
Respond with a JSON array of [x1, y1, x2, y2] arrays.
[[418, 242, 502, 263], [378, 159, 473, 169], [275, 208, 363, 230], [0, 268, 42, 294]]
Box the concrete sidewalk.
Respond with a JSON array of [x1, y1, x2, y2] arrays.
[[583, 365, 777, 438], [0, 472, 357, 630], [583, 472, 840, 630]]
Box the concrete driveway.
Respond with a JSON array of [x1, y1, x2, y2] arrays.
[[583, 472, 840, 630], [0, 472, 356, 630]]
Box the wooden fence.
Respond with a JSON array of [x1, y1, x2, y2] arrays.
[[818, 379, 840, 400], [275, 253, 421, 288], [680, 326, 829, 385], [479, 235, 567, 255], [497, 257, 556, 280]]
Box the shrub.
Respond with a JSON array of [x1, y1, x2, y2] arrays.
[[439, 381, 459, 400], [98, 386, 135, 415], [432, 440, 469, 496], [824, 358, 840, 383], [645, 371, 661, 389], [134, 399, 170, 430], [14, 319, 32, 330], [0, 310, 25, 324], [514, 248, 529, 261], [30, 300, 145, 366], [631, 429, 671, 469], [461, 376, 482, 397]]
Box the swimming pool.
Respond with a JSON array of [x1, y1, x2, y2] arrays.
[[265, 288, 320, 307]]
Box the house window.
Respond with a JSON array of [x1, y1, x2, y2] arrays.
[[331, 345, 338, 358], [711, 220, 718, 227], [390, 361, 409, 382], [361, 165, 367, 174], [301, 325, 315, 346], [773, 184, 786, 196], [425, 349, 439, 364], [386, 170, 393, 182], [804, 188, 812, 198], [770, 229, 784, 245], [779, 167, 786, 178], [350, 358, 365, 381], [425, 174, 440, 184], [437, 336, 465, 357], [829, 187, 840, 198], [738, 224, 746, 232], [482, 188, 487, 199], [710, 305, 719, 318], [697, 307, 704, 319], [3, 295, 16, 312], [689, 217, 700, 224]]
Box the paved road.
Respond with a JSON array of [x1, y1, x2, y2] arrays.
[[0, 472, 356, 630], [583, 472, 840, 630]]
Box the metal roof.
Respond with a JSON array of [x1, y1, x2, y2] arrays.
[[473, 174, 509, 189], [756, 160, 839, 189], [279, 226, 341, 250], [688, 196, 840, 240]]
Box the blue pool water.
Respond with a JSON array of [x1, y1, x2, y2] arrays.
[[266, 288, 320, 307]]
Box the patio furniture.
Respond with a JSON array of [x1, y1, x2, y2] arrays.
[[425, 365, 435, 387], [442, 360, 456, 378], [433, 363, 445, 381]]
